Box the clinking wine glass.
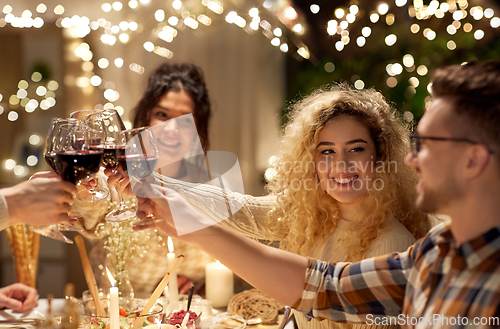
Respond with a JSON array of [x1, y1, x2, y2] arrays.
[[69, 110, 110, 202], [106, 127, 160, 225], [103, 114, 138, 222], [121, 127, 163, 228], [32, 118, 85, 244]]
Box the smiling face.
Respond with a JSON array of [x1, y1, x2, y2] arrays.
[[314, 116, 377, 208], [149, 90, 197, 162]]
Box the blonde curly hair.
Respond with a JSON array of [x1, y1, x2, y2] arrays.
[[267, 84, 430, 261]]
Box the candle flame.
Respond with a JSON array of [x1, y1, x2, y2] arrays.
[[215, 259, 221, 264], [167, 236, 174, 253], [106, 267, 117, 287]]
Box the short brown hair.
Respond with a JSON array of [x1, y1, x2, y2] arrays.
[[430, 60, 500, 156]]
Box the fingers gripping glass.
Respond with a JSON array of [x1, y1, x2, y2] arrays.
[[32, 118, 91, 244], [410, 134, 491, 155]]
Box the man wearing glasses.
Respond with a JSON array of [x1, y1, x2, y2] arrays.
[[137, 60, 500, 328]]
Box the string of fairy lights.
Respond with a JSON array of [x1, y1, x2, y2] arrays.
[[0, 0, 499, 179]]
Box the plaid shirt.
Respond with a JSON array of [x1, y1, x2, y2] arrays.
[[293, 222, 500, 328]]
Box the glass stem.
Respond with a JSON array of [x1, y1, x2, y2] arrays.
[[116, 178, 126, 208]]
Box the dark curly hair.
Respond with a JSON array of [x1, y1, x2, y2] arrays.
[[132, 63, 211, 151]]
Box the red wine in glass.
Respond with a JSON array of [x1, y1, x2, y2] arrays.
[[44, 152, 59, 173], [55, 150, 103, 184], [118, 154, 158, 180]]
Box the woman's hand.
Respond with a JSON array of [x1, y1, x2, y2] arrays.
[[0, 283, 38, 312], [104, 168, 134, 196], [133, 182, 215, 241]]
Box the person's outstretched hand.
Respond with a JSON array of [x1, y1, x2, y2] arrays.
[[133, 182, 216, 240], [0, 283, 38, 312], [2, 176, 77, 227]]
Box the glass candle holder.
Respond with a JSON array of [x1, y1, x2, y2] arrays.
[[79, 297, 163, 329]]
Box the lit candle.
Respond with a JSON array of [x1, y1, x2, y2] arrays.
[[167, 237, 179, 303], [106, 268, 120, 329], [205, 260, 234, 308]]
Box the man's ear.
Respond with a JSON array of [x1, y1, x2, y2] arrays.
[[464, 145, 490, 179]]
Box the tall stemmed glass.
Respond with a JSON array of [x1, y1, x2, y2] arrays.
[[102, 111, 137, 222], [55, 121, 103, 205], [118, 127, 163, 228], [31, 119, 85, 244], [70, 110, 110, 202], [105, 127, 159, 223]]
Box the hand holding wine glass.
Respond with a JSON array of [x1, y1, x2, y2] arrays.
[[114, 127, 162, 228], [68, 110, 110, 202], [31, 118, 86, 244], [102, 110, 138, 222]]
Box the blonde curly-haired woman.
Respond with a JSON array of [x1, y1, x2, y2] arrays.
[[154, 83, 432, 329]]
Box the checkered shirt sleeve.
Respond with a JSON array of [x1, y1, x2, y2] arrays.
[[293, 246, 415, 323]]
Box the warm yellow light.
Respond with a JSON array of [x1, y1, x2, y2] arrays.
[[293, 24, 303, 34], [98, 58, 110, 69], [172, 0, 182, 10], [29, 134, 41, 145], [474, 29, 484, 40], [386, 14, 395, 25], [54, 5, 65, 15], [8, 111, 19, 122], [112, 1, 123, 11], [155, 9, 165, 22], [114, 58, 124, 68], [409, 77, 419, 87], [297, 46, 310, 59], [356, 36, 366, 47], [283, 6, 298, 20], [324, 62, 335, 73], [249, 8, 259, 17], [27, 155, 38, 166], [370, 13, 380, 23], [354, 80, 365, 90], [5, 159, 16, 170], [395, 0, 407, 7], [36, 4, 47, 13], [3, 5, 12, 14], [119, 33, 129, 43], [378, 3, 389, 15], [403, 54, 414, 67], [385, 34, 397, 46], [417, 65, 428, 76], [447, 40, 457, 50], [335, 8, 345, 19]]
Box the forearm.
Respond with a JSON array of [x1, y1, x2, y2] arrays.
[[186, 224, 308, 306]]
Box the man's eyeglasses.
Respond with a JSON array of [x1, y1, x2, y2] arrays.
[[410, 134, 492, 155]]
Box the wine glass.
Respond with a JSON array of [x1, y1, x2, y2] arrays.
[[55, 122, 103, 186], [102, 111, 138, 222], [117, 127, 163, 228], [69, 110, 110, 202], [106, 127, 159, 223], [31, 118, 84, 244]]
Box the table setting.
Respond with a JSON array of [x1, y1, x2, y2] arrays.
[[2, 110, 286, 329]]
